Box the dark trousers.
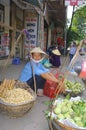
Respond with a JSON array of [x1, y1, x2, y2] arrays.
[[26, 75, 46, 92]]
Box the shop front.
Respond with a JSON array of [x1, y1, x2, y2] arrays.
[[11, 0, 45, 60], [0, 0, 11, 59]]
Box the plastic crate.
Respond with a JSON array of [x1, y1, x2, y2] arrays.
[[43, 73, 59, 98], [43, 72, 65, 98], [12, 57, 20, 65]]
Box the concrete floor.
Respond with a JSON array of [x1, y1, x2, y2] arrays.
[[0, 56, 85, 130], [0, 60, 50, 130], [0, 96, 50, 130]]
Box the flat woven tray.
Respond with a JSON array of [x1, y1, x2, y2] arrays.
[[0, 81, 37, 117]]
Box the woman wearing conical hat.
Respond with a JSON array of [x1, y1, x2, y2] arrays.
[[51, 47, 61, 67], [19, 47, 58, 96]]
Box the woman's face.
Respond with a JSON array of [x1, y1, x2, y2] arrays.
[[32, 53, 42, 61]]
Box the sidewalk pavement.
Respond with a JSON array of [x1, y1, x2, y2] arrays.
[[0, 60, 50, 130], [0, 56, 86, 130]]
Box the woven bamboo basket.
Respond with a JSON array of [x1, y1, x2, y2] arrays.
[[48, 119, 79, 130], [48, 100, 81, 130], [0, 81, 37, 118], [48, 100, 83, 130], [47, 82, 79, 130]]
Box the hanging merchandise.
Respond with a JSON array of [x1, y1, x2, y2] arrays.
[[1, 33, 10, 57], [22, 29, 31, 53], [22, 29, 31, 41]]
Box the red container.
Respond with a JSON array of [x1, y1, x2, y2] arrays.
[[43, 73, 59, 98], [79, 61, 86, 78], [43, 72, 65, 98]]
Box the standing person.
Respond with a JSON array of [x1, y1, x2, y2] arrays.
[[69, 42, 77, 61], [79, 45, 86, 56], [46, 42, 56, 64], [19, 47, 58, 96]]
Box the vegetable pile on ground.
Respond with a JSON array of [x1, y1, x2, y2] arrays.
[[64, 79, 84, 94]]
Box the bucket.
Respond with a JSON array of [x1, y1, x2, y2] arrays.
[[12, 57, 20, 65]]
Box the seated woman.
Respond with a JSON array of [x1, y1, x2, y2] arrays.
[[51, 48, 61, 67], [19, 47, 58, 96]]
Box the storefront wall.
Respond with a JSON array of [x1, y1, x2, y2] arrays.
[[0, 0, 51, 61], [24, 9, 47, 57], [15, 6, 24, 58], [24, 10, 51, 53], [44, 3, 51, 51], [10, 2, 24, 59], [24, 11, 38, 48], [0, 0, 10, 59], [12, 3, 45, 60]]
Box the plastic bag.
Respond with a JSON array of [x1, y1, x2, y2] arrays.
[[68, 54, 86, 78], [68, 39, 86, 78], [41, 59, 52, 68]]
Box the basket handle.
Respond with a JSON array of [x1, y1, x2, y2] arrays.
[[54, 76, 65, 98], [49, 119, 54, 130], [30, 60, 36, 94]]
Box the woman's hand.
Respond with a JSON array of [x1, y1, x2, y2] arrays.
[[41, 72, 58, 83]]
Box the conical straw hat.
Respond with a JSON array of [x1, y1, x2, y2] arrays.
[[52, 49, 61, 55], [30, 47, 46, 55]]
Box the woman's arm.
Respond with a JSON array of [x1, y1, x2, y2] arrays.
[[40, 72, 58, 83]]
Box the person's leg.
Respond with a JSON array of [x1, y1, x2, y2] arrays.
[[26, 75, 46, 93], [35, 75, 46, 90], [26, 77, 34, 90], [35, 75, 46, 96], [69, 54, 73, 61]]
